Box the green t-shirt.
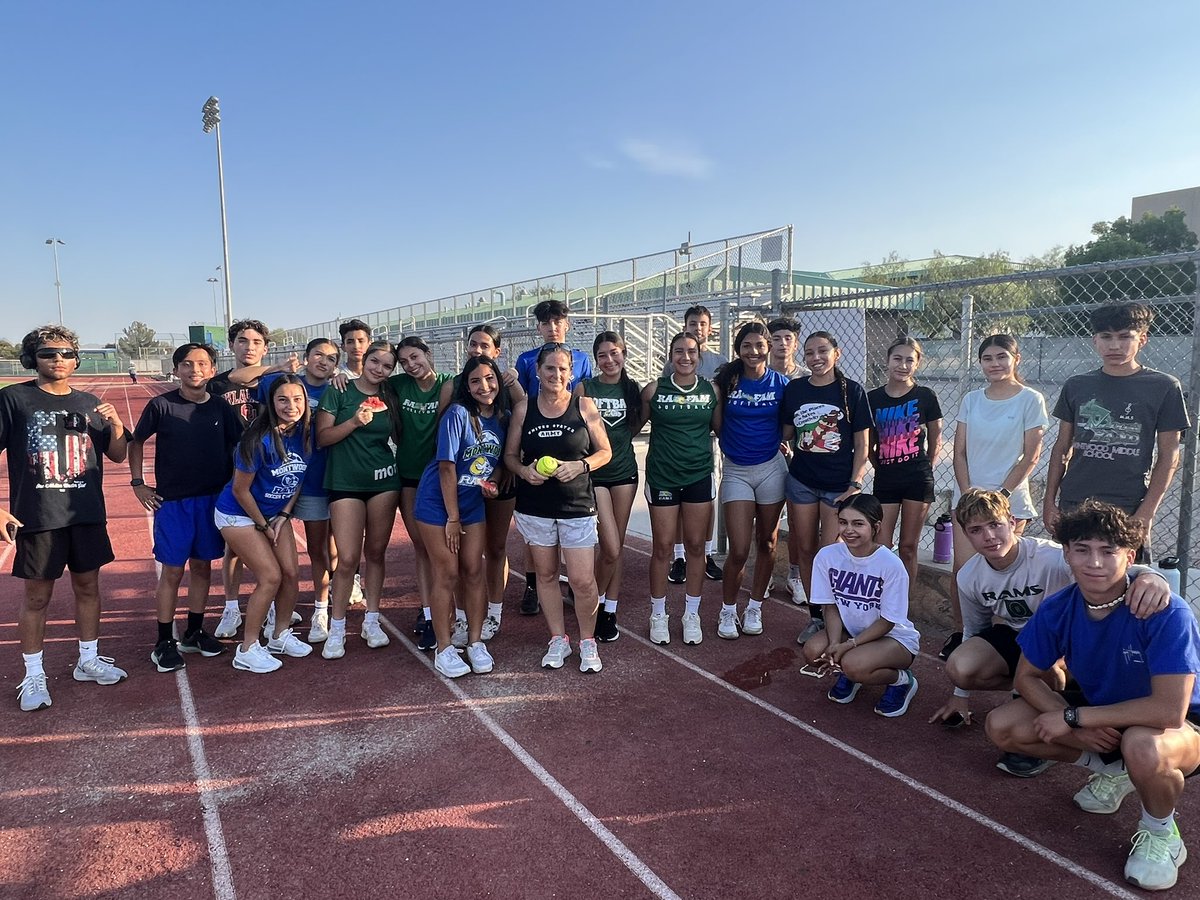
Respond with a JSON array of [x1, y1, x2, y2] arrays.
[[646, 376, 716, 489], [390, 372, 451, 480], [318, 381, 401, 492], [582, 376, 639, 483]]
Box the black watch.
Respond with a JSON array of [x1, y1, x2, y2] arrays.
[[1063, 706, 1081, 729], [1000, 487, 1012, 498], [848, 480, 863, 490], [582, 459, 591, 473], [130, 478, 145, 487], [254, 522, 271, 533]]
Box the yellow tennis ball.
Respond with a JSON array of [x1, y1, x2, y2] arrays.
[[535, 455, 560, 476]]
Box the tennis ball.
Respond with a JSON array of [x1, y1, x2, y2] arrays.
[[535, 455, 560, 476]]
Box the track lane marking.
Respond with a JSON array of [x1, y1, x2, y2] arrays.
[[117, 383, 237, 900]]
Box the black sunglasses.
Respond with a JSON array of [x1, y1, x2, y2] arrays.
[[36, 348, 79, 361]]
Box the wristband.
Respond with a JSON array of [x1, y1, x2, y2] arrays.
[[582, 459, 591, 473], [848, 480, 863, 490], [953, 687, 971, 699], [254, 522, 270, 533], [277, 511, 293, 520], [130, 478, 145, 487]]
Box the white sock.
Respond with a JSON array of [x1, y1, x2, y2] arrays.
[[1141, 808, 1175, 833], [23, 651, 44, 678], [747, 598, 763, 611], [455, 608, 467, 622], [673, 543, 684, 559], [651, 596, 667, 617], [705, 539, 715, 555], [78, 639, 98, 665], [722, 602, 738, 614], [685, 594, 701, 615], [423, 606, 432, 620], [604, 597, 618, 613], [891, 670, 910, 687], [487, 602, 503, 620], [330, 617, 346, 636], [314, 600, 328, 611], [365, 610, 380, 627], [1075, 751, 1125, 775], [224, 599, 240, 613]]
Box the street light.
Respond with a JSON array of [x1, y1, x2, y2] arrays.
[[202, 96, 233, 329], [206, 277, 220, 330], [45, 239, 65, 324]]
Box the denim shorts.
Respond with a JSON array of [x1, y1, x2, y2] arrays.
[[785, 474, 843, 507]]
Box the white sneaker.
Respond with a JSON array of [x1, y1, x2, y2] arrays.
[[73, 656, 128, 685], [451, 618, 469, 649], [349, 573, 365, 606], [214, 607, 242, 639], [681, 611, 703, 645], [361, 619, 390, 649], [232, 642, 282, 674], [309, 609, 329, 643], [322, 631, 346, 659], [541, 636, 572, 669], [742, 606, 763, 635], [434, 645, 471, 678], [717, 607, 740, 640], [578, 638, 602, 673], [262, 603, 277, 641], [1074, 771, 1136, 814], [289, 610, 302, 625], [267, 629, 313, 658], [466, 641, 494, 674], [17, 673, 51, 711], [649, 612, 670, 645], [1125, 823, 1187, 891], [481, 615, 501, 641], [787, 575, 807, 606]]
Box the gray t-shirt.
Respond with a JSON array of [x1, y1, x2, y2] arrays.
[[662, 348, 725, 381], [1052, 367, 1189, 510]]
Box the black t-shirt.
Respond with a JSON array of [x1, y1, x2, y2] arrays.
[[0, 382, 113, 532], [207, 369, 259, 428], [133, 390, 244, 500], [868, 384, 943, 485], [516, 396, 595, 518]]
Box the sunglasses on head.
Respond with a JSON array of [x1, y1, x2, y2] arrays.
[[36, 348, 79, 361]]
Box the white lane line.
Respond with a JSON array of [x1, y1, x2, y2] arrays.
[[122, 386, 236, 900], [375, 613, 681, 900], [622, 628, 1139, 899]]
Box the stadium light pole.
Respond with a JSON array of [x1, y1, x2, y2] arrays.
[[202, 97, 233, 329], [45, 239, 65, 324], [206, 277, 220, 328]]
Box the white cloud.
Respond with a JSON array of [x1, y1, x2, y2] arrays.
[[618, 138, 714, 179], [581, 153, 616, 170]]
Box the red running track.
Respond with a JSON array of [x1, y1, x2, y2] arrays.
[[0, 377, 1191, 899]]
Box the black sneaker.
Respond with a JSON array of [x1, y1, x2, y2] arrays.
[[520, 582, 541, 615], [596, 610, 619, 642], [150, 639, 186, 672], [180, 629, 226, 657], [939, 631, 963, 661], [416, 619, 437, 651], [995, 752, 1055, 778], [412, 607, 426, 634], [667, 557, 686, 584], [705, 555, 724, 581]]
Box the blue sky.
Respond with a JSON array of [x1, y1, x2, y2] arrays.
[[3, 1, 1198, 344]]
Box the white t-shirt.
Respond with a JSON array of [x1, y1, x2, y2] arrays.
[[810, 543, 921, 654], [954, 385, 1048, 519]]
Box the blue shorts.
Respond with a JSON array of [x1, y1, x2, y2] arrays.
[[154, 495, 225, 567], [292, 492, 330, 522], [785, 475, 843, 507]]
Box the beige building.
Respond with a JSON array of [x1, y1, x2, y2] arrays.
[[1132, 186, 1200, 231]]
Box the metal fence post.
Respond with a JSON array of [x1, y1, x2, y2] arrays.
[[1176, 269, 1200, 598]]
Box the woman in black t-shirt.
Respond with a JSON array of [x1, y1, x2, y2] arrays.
[[503, 344, 611, 673]]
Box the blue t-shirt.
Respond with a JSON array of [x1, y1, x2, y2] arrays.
[[1018, 583, 1200, 714], [780, 375, 873, 492], [514, 347, 593, 399], [216, 430, 310, 519], [256, 373, 330, 497], [719, 369, 788, 466], [413, 406, 506, 526]]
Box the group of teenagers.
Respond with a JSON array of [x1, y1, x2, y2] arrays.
[[2, 298, 1199, 890]]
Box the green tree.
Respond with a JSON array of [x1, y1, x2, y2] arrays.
[[1065, 209, 1197, 264], [0, 340, 19, 360], [117, 321, 159, 356]]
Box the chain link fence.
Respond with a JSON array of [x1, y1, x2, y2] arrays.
[[781, 251, 1200, 597]]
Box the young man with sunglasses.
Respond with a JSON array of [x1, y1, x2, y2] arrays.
[[0, 325, 130, 711]]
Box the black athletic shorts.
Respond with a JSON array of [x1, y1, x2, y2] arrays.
[[13, 524, 115, 580], [594, 472, 639, 490], [645, 475, 713, 508], [873, 469, 935, 505], [976, 623, 1022, 678]]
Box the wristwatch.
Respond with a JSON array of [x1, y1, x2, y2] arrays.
[[582, 459, 591, 473], [130, 478, 145, 487], [848, 480, 863, 490], [1000, 487, 1012, 498], [1063, 707, 1081, 729]]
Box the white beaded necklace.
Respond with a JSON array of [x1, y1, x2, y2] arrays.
[[1084, 591, 1126, 611]]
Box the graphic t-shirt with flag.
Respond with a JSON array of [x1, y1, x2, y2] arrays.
[[0, 382, 113, 533]]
